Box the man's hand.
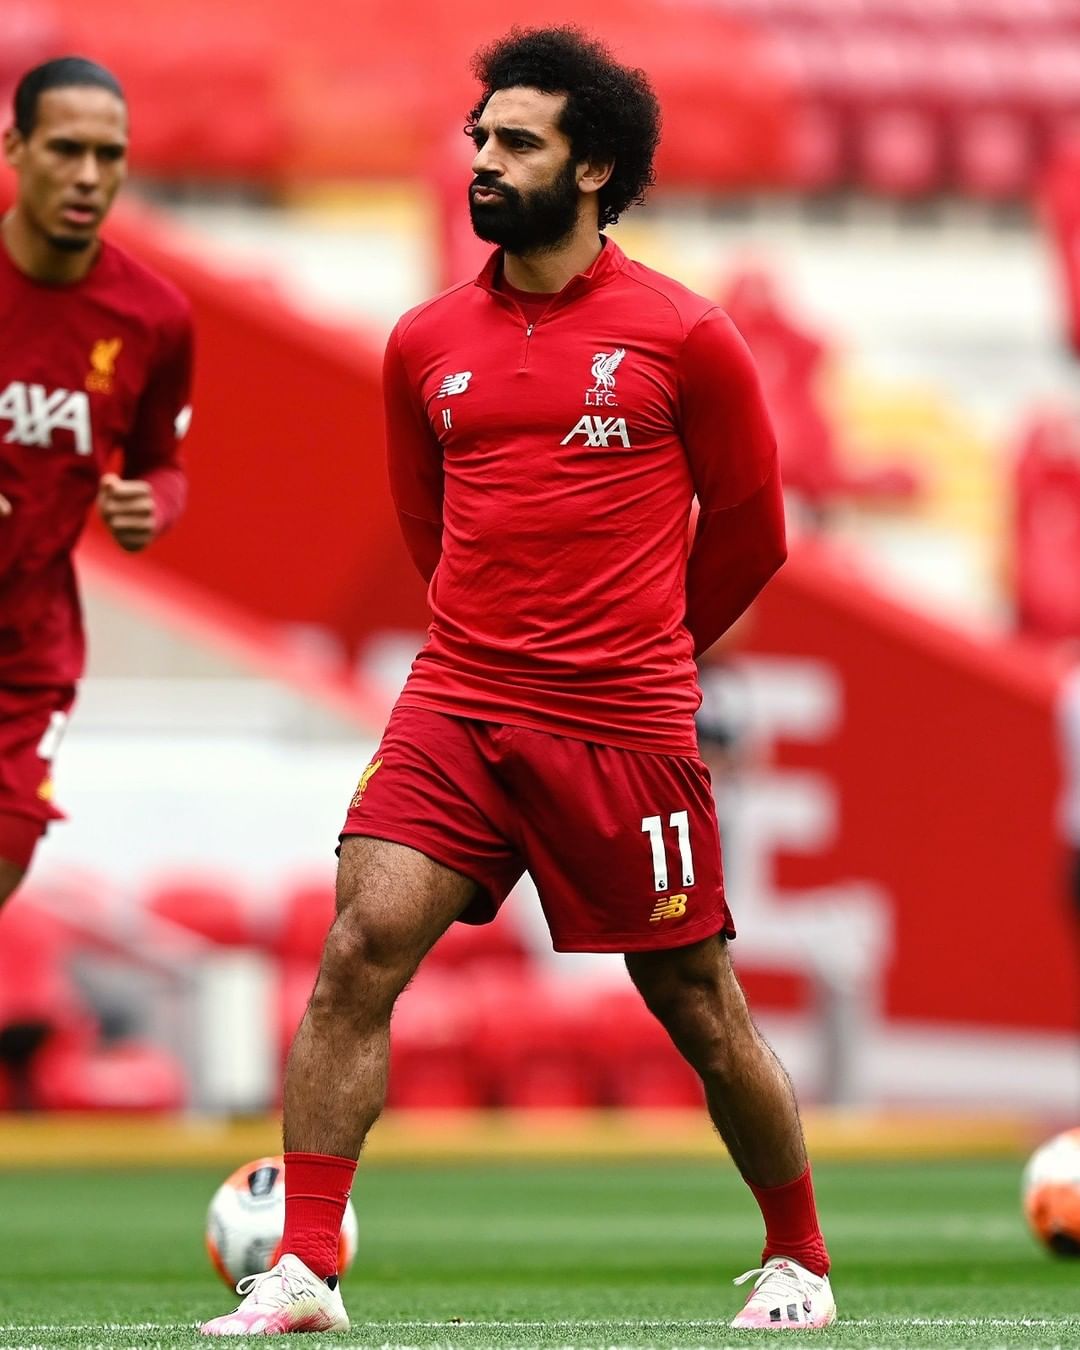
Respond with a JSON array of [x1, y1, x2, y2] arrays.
[[0, 493, 11, 517], [97, 473, 157, 552]]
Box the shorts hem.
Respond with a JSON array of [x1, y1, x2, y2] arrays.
[[550, 913, 735, 954]]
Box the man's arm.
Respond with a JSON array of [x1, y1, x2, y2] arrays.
[[384, 324, 444, 584], [679, 309, 787, 657], [103, 307, 194, 552]]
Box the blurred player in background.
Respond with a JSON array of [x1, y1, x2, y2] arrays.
[[202, 26, 833, 1336], [0, 57, 192, 912]]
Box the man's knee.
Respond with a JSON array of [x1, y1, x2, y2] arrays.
[[625, 934, 734, 1009], [625, 936, 755, 1069], [314, 836, 476, 1011]]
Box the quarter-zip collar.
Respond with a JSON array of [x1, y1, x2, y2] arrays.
[[474, 235, 628, 315]]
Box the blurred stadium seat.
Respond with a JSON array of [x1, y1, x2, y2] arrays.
[[0, 900, 190, 1111], [422, 907, 532, 975], [25, 0, 1080, 200], [472, 974, 602, 1110], [29, 1037, 187, 1112], [388, 969, 489, 1109], [588, 989, 703, 1110], [270, 880, 336, 961], [143, 876, 253, 947]]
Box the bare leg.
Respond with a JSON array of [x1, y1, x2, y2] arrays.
[[0, 857, 26, 913], [283, 836, 477, 1158], [625, 935, 807, 1187]]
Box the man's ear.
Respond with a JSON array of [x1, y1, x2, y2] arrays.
[[3, 126, 25, 171], [578, 159, 614, 197]]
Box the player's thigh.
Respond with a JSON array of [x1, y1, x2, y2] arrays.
[[512, 732, 732, 953], [334, 834, 480, 967], [0, 855, 25, 908]]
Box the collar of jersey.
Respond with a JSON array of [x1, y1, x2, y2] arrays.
[[474, 235, 627, 313]]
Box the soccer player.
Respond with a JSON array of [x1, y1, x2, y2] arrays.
[[201, 27, 834, 1336], [0, 57, 192, 912]]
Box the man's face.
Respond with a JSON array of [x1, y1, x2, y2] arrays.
[[4, 86, 128, 253], [469, 87, 583, 254]]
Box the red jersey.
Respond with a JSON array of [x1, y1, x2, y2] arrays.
[[0, 238, 192, 688], [385, 238, 785, 755]]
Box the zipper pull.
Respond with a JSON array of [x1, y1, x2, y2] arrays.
[[526, 324, 534, 336]]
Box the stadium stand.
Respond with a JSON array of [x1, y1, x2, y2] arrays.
[[17, 0, 1079, 200]]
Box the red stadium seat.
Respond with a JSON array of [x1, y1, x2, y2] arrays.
[[952, 107, 1035, 200], [784, 101, 851, 192], [0, 902, 83, 1028], [29, 1038, 187, 1112], [423, 907, 532, 975], [270, 881, 336, 962], [471, 973, 603, 1109], [271, 880, 339, 1083], [143, 876, 252, 948], [856, 105, 942, 197], [387, 967, 488, 1109], [275, 959, 317, 1066], [387, 1043, 489, 1110], [588, 989, 703, 1109]]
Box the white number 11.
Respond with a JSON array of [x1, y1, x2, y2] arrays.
[[641, 810, 695, 892]]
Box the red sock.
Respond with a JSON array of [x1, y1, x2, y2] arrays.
[[747, 1165, 830, 1276], [279, 1151, 358, 1280]]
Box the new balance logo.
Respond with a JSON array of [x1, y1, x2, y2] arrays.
[[0, 381, 92, 455], [437, 371, 472, 397], [560, 415, 631, 448], [650, 893, 688, 923]]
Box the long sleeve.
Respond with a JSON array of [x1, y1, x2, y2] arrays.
[[678, 308, 787, 656], [122, 305, 194, 535], [384, 324, 444, 583]]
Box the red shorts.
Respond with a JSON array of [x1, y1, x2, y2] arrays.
[[0, 684, 74, 870], [340, 706, 732, 953]]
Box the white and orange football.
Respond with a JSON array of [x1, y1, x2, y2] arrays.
[[1023, 1128, 1080, 1256], [205, 1155, 359, 1287]]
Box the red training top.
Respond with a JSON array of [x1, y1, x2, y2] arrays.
[[0, 237, 193, 689], [385, 238, 785, 755]]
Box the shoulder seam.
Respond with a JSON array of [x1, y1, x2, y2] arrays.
[[396, 279, 476, 343], [619, 270, 719, 344]]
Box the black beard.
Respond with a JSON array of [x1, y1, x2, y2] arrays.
[[45, 233, 94, 253], [469, 157, 580, 255]]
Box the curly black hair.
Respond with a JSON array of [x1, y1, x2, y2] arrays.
[[466, 26, 661, 229]]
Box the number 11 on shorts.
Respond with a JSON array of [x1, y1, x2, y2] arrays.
[[641, 810, 695, 892]]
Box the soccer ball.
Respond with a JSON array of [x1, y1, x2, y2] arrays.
[[1023, 1128, 1080, 1255], [205, 1155, 359, 1287]]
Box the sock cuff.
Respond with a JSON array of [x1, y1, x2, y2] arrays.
[[747, 1164, 812, 1202], [284, 1151, 358, 1169]]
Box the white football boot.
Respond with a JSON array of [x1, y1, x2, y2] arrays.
[[730, 1255, 836, 1329], [200, 1253, 349, 1336]]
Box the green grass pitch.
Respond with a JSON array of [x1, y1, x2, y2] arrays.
[[0, 1157, 1077, 1349]]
